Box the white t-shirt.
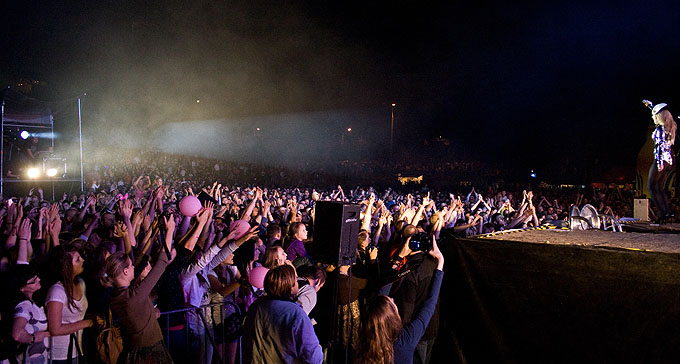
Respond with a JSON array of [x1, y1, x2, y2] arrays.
[[46, 280, 88, 360], [14, 299, 49, 363]]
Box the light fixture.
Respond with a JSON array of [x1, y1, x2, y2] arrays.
[[43, 157, 67, 178], [27, 168, 40, 179], [20, 130, 30, 139]]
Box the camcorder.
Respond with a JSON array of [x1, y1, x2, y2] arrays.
[[408, 232, 433, 252]]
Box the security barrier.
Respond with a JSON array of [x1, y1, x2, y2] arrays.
[[158, 302, 243, 364]]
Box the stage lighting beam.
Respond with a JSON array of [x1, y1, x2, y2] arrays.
[[27, 168, 40, 179]]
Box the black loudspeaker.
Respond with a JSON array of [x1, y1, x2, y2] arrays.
[[313, 201, 361, 266]]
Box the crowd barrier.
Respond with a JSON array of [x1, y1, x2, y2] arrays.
[[158, 302, 243, 364], [41, 303, 242, 364]]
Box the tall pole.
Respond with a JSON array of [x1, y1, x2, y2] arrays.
[[78, 97, 84, 192], [390, 103, 396, 157], [0, 92, 5, 196]]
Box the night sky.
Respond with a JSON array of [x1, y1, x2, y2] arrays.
[[2, 0, 679, 178]]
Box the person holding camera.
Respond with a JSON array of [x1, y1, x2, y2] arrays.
[[386, 225, 441, 364], [358, 232, 444, 364]]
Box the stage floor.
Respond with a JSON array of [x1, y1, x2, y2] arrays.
[[479, 225, 680, 254]]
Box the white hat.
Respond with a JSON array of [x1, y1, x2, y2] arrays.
[[652, 103, 667, 115]]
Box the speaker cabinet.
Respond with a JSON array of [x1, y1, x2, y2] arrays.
[[313, 201, 360, 266], [633, 198, 649, 221]]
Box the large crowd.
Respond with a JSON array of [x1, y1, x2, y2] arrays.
[[0, 149, 640, 364]]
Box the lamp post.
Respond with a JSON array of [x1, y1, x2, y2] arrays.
[[341, 127, 352, 145], [390, 103, 396, 157]]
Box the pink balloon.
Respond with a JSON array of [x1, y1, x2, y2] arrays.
[[248, 266, 269, 289], [229, 220, 251, 240], [179, 195, 202, 217]]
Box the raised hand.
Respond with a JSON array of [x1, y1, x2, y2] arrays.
[[368, 246, 378, 260], [113, 222, 128, 238], [15, 200, 24, 225], [379, 211, 388, 225], [131, 210, 143, 228], [422, 192, 431, 207], [428, 236, 444, 270], [18, 218, 32, 241], [48, 203, 60, 222], [196, 207, 212, 225], [163, 213, 176, 232], [119, 199, 133, 220], [86, 195, 96, 208], [48, 214, 62, 236], [39, 207, 49, 220], [203, 200, 215, 211], [235, 225, 260, 245]]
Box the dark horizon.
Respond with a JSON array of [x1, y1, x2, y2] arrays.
[[2, 0, 679, 181]]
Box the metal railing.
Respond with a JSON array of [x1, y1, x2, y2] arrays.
[[158, 301, 243, 364]]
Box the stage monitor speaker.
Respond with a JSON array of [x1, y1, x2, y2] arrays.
[[633, 199, 649, 221], [313, 201, 360, 266]]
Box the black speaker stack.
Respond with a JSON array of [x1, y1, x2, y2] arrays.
[[312, 201, 360, 267]]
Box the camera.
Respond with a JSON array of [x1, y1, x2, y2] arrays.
[[408, 232, 433, 252]]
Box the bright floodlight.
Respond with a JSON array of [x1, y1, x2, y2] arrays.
[[27, 168, 40, 179], [20, 130, 30, 139], [46, 168, 58, 177]]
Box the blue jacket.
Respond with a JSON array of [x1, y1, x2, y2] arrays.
[[243, 296, 324, 364], [393, 269, 444, 364]]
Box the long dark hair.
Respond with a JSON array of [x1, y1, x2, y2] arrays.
[[48, 245, 81, 311], [356, 296, 402, 364], [233, 239, 256, 294]]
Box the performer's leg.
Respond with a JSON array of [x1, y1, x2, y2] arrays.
[[658, 163, 672, 217], [648, 164, 665, 218]]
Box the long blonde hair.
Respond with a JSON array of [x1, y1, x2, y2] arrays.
[[654, 109, 677, 145]]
